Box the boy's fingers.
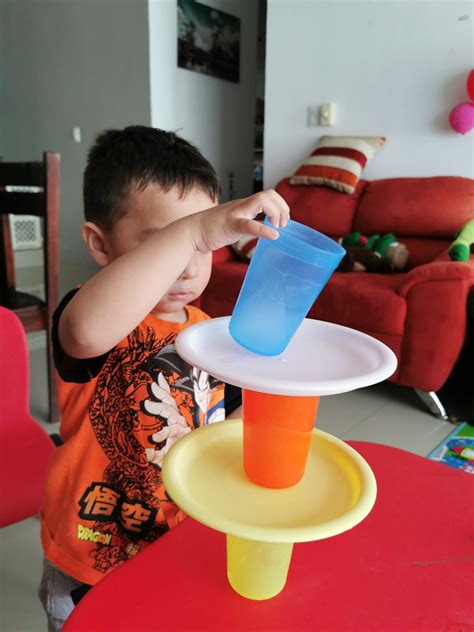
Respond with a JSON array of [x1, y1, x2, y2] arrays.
[[266, 190, 290, 227], [253, 191, 290, 228], [264, 206, 280, 229], [258, 188, 290, 209], [246, 199, 280, 228], [267, 189, 290, 212], [237, 217, 279, 240]]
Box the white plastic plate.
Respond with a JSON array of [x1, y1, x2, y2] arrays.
[[176, 317, 397, 396]]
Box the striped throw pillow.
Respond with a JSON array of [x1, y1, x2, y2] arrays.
[[290, 135, 385, 194], [232, 235, 258, 261]]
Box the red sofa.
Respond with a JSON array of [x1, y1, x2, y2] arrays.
[[199, 176, 474, 415]]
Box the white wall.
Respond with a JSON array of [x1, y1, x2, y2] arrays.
[[264, 0, 473, 188], [2, 0, 151, 271], [148, 0, 259, 200]]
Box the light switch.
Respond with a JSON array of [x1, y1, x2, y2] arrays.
[[72, 127, 82, 143], [319, 103, 336, 126]]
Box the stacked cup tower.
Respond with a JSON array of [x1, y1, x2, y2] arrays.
[[163, 221, 397, 600]]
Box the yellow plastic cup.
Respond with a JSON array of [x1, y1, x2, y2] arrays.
[[226, 534, 294, 600], [162, 420, 378, 602]]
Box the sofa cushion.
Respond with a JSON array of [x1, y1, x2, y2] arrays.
[[354, 177, 474, 238], [201, 262, 248, 317], [309, 272, 407, 336], [400, 237, 450, 269], [203, 261, 406, 337], [212, 246, 237, 265], [290, 135, 385, 194], [276, 177, 367, 238]]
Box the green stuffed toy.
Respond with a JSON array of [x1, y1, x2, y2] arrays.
[[339, 231, 409, 273], [341, 231, 368, 248], [366, 234, 409, 271], [449, 219, 474, 262]]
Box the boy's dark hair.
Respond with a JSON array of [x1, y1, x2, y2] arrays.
[[83, 126, 221, 230]]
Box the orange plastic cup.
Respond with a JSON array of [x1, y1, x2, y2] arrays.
[[242, 389, 320, 488]]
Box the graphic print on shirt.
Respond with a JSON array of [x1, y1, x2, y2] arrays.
[[81, 325, 224, 576]]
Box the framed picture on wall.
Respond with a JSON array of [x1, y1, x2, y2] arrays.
[[177, 0, 240, 83]]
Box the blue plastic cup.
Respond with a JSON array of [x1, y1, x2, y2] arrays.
[[229, 218, 345, 356]]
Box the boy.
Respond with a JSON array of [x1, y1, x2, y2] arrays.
[[38, 126, 289, 630]]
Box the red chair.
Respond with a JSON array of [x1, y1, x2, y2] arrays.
[[0, 306, 55, 527]]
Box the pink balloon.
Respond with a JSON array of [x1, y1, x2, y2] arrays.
[[467, 69, 474, 102], [449, 102, 474, 134]]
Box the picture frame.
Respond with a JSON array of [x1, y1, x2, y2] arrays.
[[177, 0, 240, 83]]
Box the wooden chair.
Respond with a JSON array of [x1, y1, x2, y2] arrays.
[[0, 153, 60, 424]]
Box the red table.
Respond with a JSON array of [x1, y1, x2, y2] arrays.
[[64, 442, 474, 632]]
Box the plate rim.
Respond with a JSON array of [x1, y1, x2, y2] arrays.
[[176, 317, 397, 396], [162, 419, 377, 543]]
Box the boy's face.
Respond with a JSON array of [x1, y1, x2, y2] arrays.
[[102, 183, 216, 320]]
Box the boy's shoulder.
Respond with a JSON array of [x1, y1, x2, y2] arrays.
[[52, 292, 212, 385]]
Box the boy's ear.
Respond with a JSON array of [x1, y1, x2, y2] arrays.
[[82, 222, 111, 267]]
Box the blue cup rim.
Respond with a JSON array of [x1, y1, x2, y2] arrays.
[[264, 217, 345, 268]]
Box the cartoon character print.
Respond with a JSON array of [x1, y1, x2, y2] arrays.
[[141, 372, 192, 468], [86, 326, 224, 575], [142, 345, 225, 467]]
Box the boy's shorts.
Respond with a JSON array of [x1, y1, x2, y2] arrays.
[[38, 559, 91, 632]]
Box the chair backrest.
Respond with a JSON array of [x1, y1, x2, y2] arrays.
[[0, 306, 30, 424], [0, 153, 60, 312]]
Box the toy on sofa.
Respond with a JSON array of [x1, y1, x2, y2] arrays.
[[337, 246, 392, 273], [448, 219, 474, 262], [338, 231, 409, 273]]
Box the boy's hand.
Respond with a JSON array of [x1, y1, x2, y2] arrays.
[[58, 191, 288, 361], [191, 189, 290, 253]]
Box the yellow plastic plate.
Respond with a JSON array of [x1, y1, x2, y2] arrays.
[[162, 420, 377, 543]]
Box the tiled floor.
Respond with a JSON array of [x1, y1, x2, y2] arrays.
[[1, 342, 455, 632]]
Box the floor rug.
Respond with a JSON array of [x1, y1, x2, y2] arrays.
[[428, 422, 474, 474]]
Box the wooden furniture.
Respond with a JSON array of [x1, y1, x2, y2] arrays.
[[0, 153, 60, 423], [63, 441, 474, 632], [0, 307, 55, 527]]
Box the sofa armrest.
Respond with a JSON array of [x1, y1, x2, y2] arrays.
[[397, 258, 474, 298], [396, 256, 474, 391]]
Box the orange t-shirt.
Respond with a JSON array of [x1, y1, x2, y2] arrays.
[[40, 293, 225, 585]]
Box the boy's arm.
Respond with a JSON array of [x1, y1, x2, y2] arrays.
[[60, 190, 289, 359]]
